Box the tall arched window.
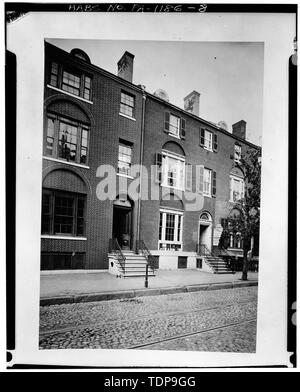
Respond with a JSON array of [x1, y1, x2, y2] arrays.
[[44, 101, 90, 165]]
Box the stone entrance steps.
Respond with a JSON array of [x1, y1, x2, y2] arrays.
[[205, 256, 233, 274], [120, 251, 156, 278]]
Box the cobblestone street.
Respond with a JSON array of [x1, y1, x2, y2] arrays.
[[39, 286, 257, 352]]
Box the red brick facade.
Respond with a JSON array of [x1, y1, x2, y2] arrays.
[[41, 42, 260, 270]]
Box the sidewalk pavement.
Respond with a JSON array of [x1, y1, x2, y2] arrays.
[[40, 269, 258, 306]]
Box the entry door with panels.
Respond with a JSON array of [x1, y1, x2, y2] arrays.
[[112, 205, 132, 249]]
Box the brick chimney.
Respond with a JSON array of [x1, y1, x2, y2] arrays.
[[184, 91, 200, 116], [232, 120, 246, 140], [117, 51, 134, 83]]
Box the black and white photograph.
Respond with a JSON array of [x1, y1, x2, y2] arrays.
[[39, 38, 261, 353], [4, 3, 296, 369]]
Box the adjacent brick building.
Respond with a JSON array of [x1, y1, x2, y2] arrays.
[[41, 42, 260, 271]]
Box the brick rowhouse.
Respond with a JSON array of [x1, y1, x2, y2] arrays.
[[41, 42, 260, 271]]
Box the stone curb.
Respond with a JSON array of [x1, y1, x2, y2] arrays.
[[40, 280, 258, 306]]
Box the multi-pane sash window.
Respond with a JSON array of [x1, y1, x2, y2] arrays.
[[118, 141, 132, 176], [164, 112, 186, 139], [204, 130, 213, 150], [200, 128, 218, 152], [42, 189, 85, 236], [230, 175, 245, 202], [161, 151, 185, 190], [49, 62, 92, 101], [120, 91, 135, 118], [62, 70, 81, 96], [169, 114, 180, 137], [45, 114, 89, 165], [234, 144, 242, 163], [229, 232, 243, 249], [158, 210, 183, 251], [203, 168, 212, 196]]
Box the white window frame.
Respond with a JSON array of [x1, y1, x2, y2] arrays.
[[230, 174, 245, 202], [203, 168, 212, 197], [204, 130, 213, 151], [169, 114, 180, 137], [161, 150, 185, 191], [234, 144, 242, 163], [158, 209, 183, 251]]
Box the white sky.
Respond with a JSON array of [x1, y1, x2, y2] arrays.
[[49, 39, 264, 146]]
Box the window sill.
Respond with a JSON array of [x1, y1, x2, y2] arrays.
[[168, 133, 181, 140], [161, 184, 185, 192], [203, 146, 213, 152], [43, 156, 90, 169], [47, 85, 93, 104], [119, 112, 136, 121], [41, 235, 87, 241], [117, 173, 134, 179]]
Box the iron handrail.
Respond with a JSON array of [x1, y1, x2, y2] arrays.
[[197, 243, 219, 272], [136, 240, 156, 272], [197, 243, 214, 257], [109, 238, 126, 273]]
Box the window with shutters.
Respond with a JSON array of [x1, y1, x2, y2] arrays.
[[203, 168, 212, 196], [158, 209, 183, 251], [169, 114, 180, 137], [160, 150, 185, 191], [120, 91, 135, 118], [49, 62, 92, 102], [204, 130, 213, 151], [200, 128, 218, 152], [230, 175, 244, 202], [197, 167, 216, 197], [164, 112, 186, 139], [41, 189, 86, 237], [44, 113, 90, 165]]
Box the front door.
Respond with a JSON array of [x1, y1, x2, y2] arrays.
[[113, 205, 132, 249], [199, 223, 212, 252]]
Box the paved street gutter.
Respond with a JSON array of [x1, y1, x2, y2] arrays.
[[40, 280, 258, 306]]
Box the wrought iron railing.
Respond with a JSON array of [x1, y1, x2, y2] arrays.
[[196, 243, 223, 273], [136, 240, 156, 272], [109, 238, 126, 273], [196, 243, 214, 257]]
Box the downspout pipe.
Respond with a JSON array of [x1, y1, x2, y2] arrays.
[[136, 87, 146, 252]]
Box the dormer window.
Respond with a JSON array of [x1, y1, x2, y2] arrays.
[[49, 61, 92, 101]]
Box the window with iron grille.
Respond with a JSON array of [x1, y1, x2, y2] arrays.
[[49, 61, 92, 101], [120, 91, 135, 118], [41, 189, 86, 236], [45, 113, 89, 165]]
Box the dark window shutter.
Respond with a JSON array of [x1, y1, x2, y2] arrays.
[[197, 165, 204, 193], [185, 163, 192, 191], [155, 153, 162, 184], [199, 128, 205, 146], [212, 171, 217, 197], [180, 118, 186, 139], [164, 112, 170, 133], [213, 134, 218, 151]]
